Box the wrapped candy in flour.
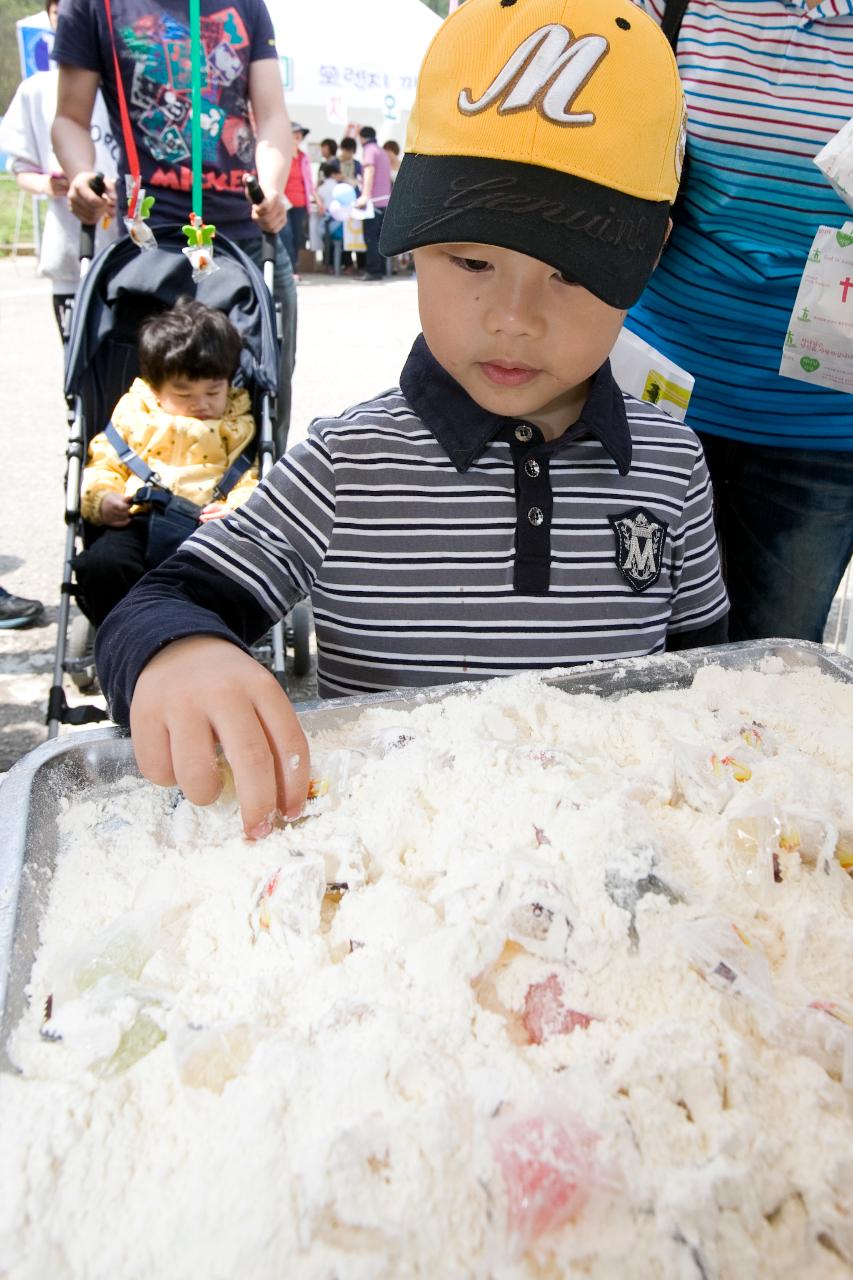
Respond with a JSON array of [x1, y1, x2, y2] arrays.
[[674, 741, 753, 813], [503, 862, 576, 961], [38, 909, 179, 1074], [679, 916, 776, 1029], [604, 843, 684, 949], [490, 1103, 620, 1256], [249, 856, 326, 942], [522, 973, 596, 1045], [301, 749, 367, 819], [782, 1000, 853, 1091]]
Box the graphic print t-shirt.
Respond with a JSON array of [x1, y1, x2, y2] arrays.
[[54, 0, 279, 235]]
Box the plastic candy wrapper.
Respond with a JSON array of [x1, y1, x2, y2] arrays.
[[674, 742, 752, 814], [504, 863, 576, 962], [814, 116, 853, 211], [489, 1103, 620, 1257], [679, 916, 776, 1032], [40, 974, 167, 1077], [300, 749, 367, 819], [249, 855, 326, 942], [123, 176, 157, 251], [782, 1000, 853, 1091], [728, 797, 845, 892], [522, 974, 596, 1045], [168, 1016, 256, 1093], [604, 843, 683, 949], [182, 213, 218, 280]]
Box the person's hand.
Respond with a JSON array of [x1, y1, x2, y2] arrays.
[[250, 189, 287, 235], [353, 194, 368, 209], [100, 492, 133, 527], [130, 636, 311, 838], [47, 172, 70, 198], [67, 170, 116, 222], [199, 501, 229, 523]]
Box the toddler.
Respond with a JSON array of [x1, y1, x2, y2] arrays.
[[74, 297, 257, 625]]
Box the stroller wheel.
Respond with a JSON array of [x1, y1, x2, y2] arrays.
[[67, 614, 98, 692], [289, 602, 313, 678]]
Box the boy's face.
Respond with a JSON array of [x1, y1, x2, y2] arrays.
[[414, 243, 626, 440], [155, 375, 229, 421]]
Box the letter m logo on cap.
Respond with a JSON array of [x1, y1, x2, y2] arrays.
[[458, 25, 609, 126]]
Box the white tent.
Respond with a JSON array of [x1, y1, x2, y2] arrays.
[[266, 0, 441, 142]]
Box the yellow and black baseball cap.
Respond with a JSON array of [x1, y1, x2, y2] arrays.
[[380, 0, 686, 308]]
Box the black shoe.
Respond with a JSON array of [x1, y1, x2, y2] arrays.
[[0, 591, 45, 629]]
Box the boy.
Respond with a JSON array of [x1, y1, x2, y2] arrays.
[[97, 0, 728, 839], [74, 298, 257, 625]]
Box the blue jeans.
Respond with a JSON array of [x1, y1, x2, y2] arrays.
[[279, 206, 308, 273], [363, 206, 386, 278], [700, 434, 853, 642], [235, 231, 297, 458]]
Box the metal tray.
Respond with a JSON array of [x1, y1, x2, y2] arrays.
[[3, 639, 852, 1069]]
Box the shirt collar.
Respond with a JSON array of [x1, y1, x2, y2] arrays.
[[399, 334, 632, 476]]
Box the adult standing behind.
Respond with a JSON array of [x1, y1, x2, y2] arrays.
[[627, 0, 853, 644], [0, 0, 118, 337], [50, 0, 297, 456], [354, 125, 391, 281], [338, 136, 362, 190], [281, 121, 315, 278]]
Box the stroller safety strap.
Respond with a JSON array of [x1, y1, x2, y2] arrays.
[[103, 420, 255, 500]]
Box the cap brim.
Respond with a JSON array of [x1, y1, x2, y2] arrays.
[[380, 154, 670, 309]]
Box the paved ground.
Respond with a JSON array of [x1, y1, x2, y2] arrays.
[[0, 256, 422, 772]]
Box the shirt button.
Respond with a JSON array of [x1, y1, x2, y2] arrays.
[[528, 507, 544, 527], [514, 424, 533, 443], [524, 459, 540, 479]]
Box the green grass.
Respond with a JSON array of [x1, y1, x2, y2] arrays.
[[0, 172, 37, 254]]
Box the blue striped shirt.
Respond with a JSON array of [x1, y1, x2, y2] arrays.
[[627, 0, 853, 449]]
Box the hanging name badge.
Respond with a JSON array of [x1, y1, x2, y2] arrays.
[[779, 222, 853, 395]]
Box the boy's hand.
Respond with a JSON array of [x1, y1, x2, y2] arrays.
[[199, 501, 229, 523], [129, 636, 310, 838], [100, 493, 133, 527]]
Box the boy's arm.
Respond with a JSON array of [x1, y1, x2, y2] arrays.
[[96, 550, 309, 835], [97, 431, 338, 832]]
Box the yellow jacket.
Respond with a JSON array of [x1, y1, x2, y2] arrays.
[[81, 378, 258, 524]]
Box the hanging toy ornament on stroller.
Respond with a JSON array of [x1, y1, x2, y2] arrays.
[[123, 175, 157, 251], [182, 213, 219, 281]]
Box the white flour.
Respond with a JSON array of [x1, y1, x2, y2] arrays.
[[2, 664, 853, 1279]]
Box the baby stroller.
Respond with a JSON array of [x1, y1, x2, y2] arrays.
[[47, 225, 311, 739]]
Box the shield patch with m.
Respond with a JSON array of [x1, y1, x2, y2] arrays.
[[608, 507, 668, 593]]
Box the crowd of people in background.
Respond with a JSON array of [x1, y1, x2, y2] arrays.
[[282, 124, 400, 282]]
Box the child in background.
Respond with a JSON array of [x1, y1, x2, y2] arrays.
[[315, 160, 344, 273], [74, 298, 257, 625], [97, 0, 728, 837]]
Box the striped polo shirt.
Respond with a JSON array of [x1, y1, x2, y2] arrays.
[[627, 0, 853, 450], [97, 338, 728, 719]]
